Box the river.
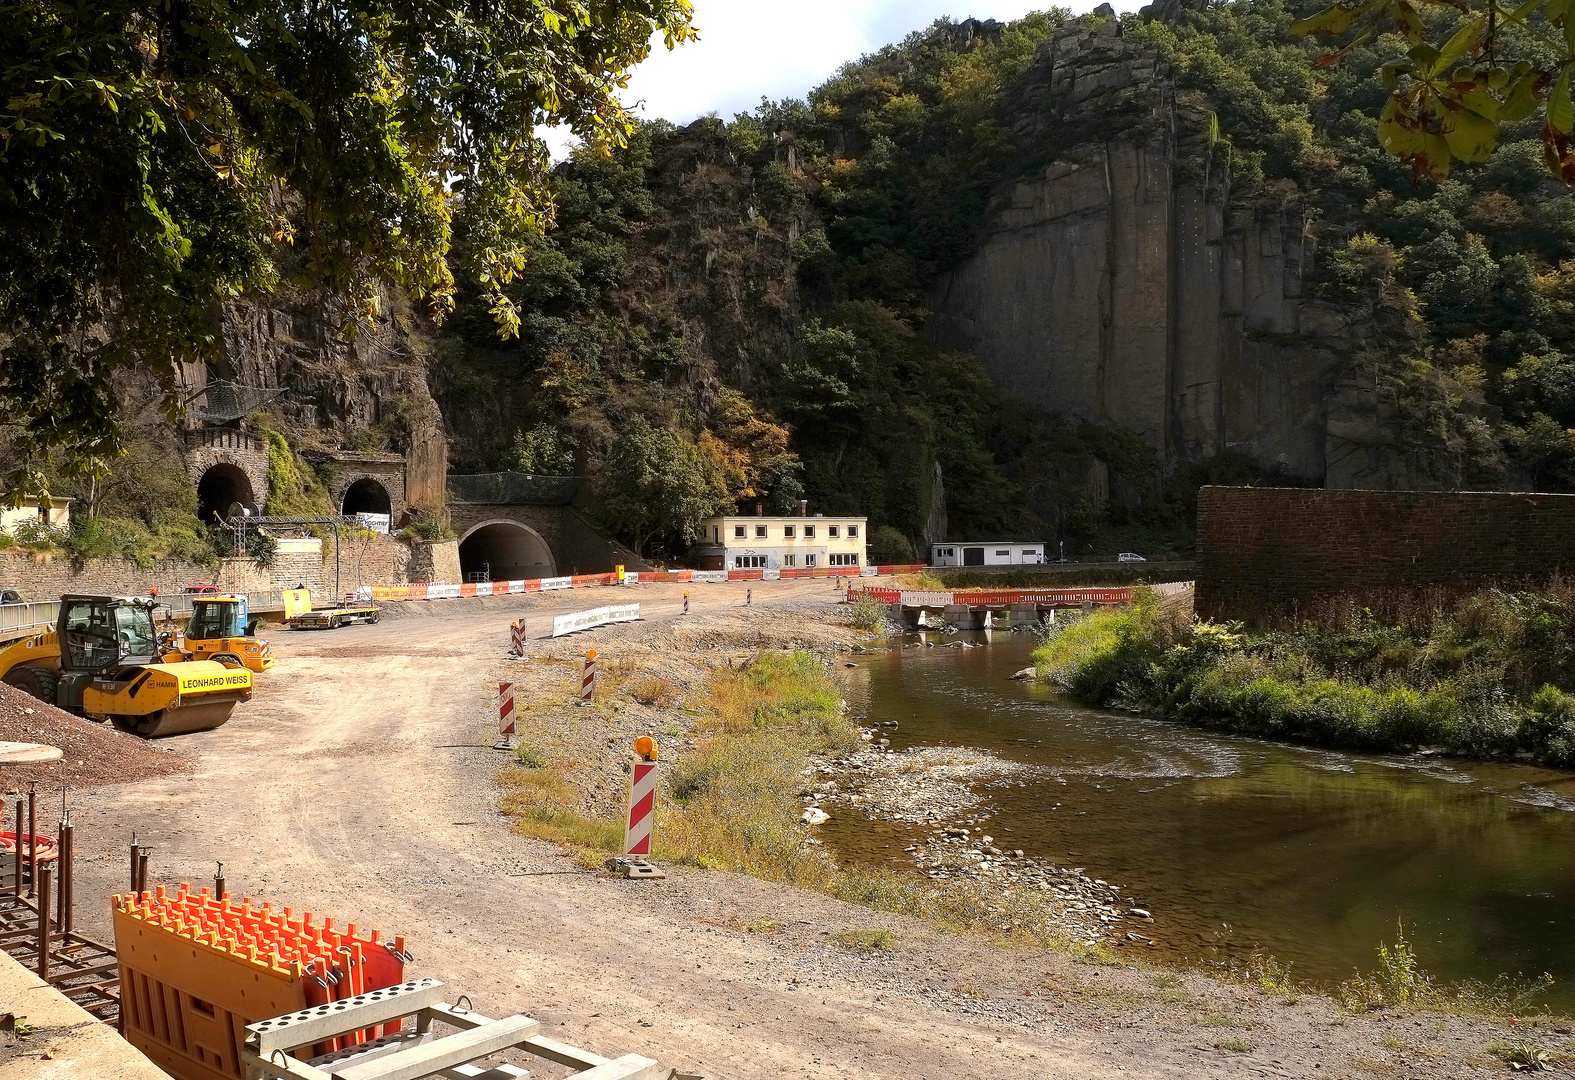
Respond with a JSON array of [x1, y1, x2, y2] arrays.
[[824, 630, 1575, 1008]]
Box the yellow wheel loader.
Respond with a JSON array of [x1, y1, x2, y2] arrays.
[[0, 595, 250, 737], [162, 595, 273, 673]]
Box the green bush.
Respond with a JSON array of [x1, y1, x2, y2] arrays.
[[868, 525, 915, 566]]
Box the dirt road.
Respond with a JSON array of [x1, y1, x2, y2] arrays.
[[57, 581, 1524, 1078]]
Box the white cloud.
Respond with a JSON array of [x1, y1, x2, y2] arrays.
[[545, 0, 1141, 158]]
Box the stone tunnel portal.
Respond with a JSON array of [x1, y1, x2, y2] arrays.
[[342, 477, 392, 517], [459, 521, 556, 582], [196, 463, 255, 525]]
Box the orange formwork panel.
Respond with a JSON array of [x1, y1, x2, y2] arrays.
[[112, 886, 410, 1080]]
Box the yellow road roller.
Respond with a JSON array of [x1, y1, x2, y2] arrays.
[[0, 595, 250, 737], [162, 594, 273, 673]]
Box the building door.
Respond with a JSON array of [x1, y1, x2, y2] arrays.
[[963, 547, 985, 566]]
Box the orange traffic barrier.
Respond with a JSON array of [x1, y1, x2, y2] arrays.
[[112, 886, 410, 1080]]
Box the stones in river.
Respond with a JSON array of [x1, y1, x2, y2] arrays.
[[1010, 667, 1036, 680], [802, 806, 830, 825]]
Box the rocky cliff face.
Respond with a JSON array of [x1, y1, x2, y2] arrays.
[[927, 21, 1434, 488]]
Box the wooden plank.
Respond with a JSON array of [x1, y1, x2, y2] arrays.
[[517, 1034, 610, 1071], [332, 1015, 540, 1080], [248, 978, 446, 1054], [571, 1054, 667, 1080]]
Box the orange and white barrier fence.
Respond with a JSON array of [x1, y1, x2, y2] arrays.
[[847, 582, 1194, 608]]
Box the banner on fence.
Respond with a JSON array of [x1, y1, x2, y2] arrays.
[[552, 603, 641, 637]]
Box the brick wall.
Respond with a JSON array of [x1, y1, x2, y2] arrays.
[[0, 533, 413, 602], [1196, 486, 1575, 621]]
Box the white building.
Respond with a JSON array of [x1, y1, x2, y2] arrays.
[[693, 504, 868, 571], [0, 496, 71, 535], [930, 541, 1045, 567]]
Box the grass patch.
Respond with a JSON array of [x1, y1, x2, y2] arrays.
[[628, 675, 679, 707], [511, 741, 547, 768], [1488, 1039, 1556, 1071], [739, 915, 780, 933], [832, 927, 893, 950], [1216, 1038, 1254, 1053], [497, 764, 623, 860], [1033, 578, 1575, 767], [847, 592, 891, 632]]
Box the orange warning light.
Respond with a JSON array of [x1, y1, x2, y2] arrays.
[[588, 648, 599, 659], [634, 735, 657, 761]]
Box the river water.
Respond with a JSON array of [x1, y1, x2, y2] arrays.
[[824, 631, 1575, 1007]]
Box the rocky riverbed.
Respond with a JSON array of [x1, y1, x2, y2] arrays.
[[803, 739, 1155, 947]]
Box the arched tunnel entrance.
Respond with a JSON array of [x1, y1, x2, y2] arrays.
[[196, 463, 255, 525], [341, 477, 392, 516], [459, 521, 556, 582]]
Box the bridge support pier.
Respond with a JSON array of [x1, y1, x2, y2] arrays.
[[1010, 603, 1041, 628], [943, 605, 983, 630]]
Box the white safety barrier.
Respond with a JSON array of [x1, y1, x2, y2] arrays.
[[552, 603, 641, 637], [426, 583, 463, 599], [860, 565, 878, 577], [474, 582, 495, 596], [690, 570, 729, 583], [761, 568, 781, 580], [540, 577, 573, 591]]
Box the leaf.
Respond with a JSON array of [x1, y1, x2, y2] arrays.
[[1292, 1, 1365, 36], [1549, 69, 1573, 137], [1378, 94, 1428, 157], [1435, 15, 1485, 72], [1500, 70, 1547, 123], [1440, 101, 1497, 161]]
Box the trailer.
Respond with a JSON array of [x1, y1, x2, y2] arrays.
[[282, 587, 381, 630]]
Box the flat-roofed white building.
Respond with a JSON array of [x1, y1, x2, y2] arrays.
[[930, 541, 1045, 566], [692, 503, 867, 571], [0, 496, 71, 535]]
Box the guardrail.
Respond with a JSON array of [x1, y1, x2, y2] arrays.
[[0, 601, 59, 640], [849, 582, 1194, 608], [551, 603, 640, 637]]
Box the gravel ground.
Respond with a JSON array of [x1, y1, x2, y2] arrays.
[[42, 580, 1571, 1078], [0, 682, 189, 795]]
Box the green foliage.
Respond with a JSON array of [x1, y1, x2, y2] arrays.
[[256, 425, 330, 519], [511, 742, 547, 769], [0, 0, 696, 488], [868, 525, 915, 566], [847, 593, 892, 632], [597, 416, 720, 554], [506, 424, 575, 476]]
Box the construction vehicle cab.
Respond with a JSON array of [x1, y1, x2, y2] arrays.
[[0, 595, 251, 737], [165, 595, 273, 673]]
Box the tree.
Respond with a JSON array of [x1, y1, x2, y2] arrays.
[[507, 424, 576, 476], [0, 0, 696, 492], [868, 525, 915, 565], [1294, 0, 1574, 182], [597, 416, 719, 555]]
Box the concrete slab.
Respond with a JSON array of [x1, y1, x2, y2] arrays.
[[0, 949, 163, 1080]]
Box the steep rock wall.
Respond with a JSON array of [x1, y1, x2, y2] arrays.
[[927, 23, 1402, 486]]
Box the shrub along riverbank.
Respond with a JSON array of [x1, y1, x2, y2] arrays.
[[1034, 584, 1575, 764]]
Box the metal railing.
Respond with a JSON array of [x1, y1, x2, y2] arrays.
[[0, 601, 59, 641]]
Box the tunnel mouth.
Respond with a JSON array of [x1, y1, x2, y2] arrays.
[[197, 463, 255, 525], [459, 521, 555, 582], [342, 477, 392, 516]]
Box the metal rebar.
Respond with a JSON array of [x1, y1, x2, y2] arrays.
[[26, 782, 36, 899], [214, 861, 225, 900], [60, 823, 73, 934], [55, 820, 66, 926], [11, 800, 21, 899], [129, 839, 140, 894], [36, 863, 51, 981], [136, 851, 149, 897]]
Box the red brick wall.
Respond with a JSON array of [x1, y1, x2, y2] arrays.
[[1195, 486, 1575, 621]]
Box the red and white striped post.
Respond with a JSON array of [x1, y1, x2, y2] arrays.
[[579, 649, 597, 703], [623, 736, 659, 859], [510, 620, 527, 656], [498, 682, 516, 736]]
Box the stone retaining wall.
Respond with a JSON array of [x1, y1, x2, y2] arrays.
[[1196, 485, 1575, 620]]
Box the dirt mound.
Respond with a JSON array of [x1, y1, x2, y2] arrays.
[[0, 682, 189, 794]]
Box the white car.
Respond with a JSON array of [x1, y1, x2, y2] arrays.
[[1117, 552, 1146, 563]]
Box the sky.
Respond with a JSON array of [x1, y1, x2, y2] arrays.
[[547, 0, 1140, 158]]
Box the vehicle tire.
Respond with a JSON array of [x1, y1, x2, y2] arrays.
[[213, 654, 245, 669], [369, 610, 380, 624], [3, 663, 57, 705]]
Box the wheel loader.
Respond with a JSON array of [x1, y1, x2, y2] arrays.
[[0, 595, 251, 737], [162, 594, 273, 673]]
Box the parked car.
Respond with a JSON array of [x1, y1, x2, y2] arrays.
[[1117, 552, 1147, 563], [184, 584, 221, 594], [0, 588, 21, 604]]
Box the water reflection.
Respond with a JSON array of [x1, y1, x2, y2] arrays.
[[826, 632, 1575, 1005]]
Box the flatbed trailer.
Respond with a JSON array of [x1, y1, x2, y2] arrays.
[[281, 588, 381, 630]]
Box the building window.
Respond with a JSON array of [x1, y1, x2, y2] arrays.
[[830, 553, 858, 566], [734, 525, 746, 539], [783, 525, 795, 538], [714, 527, 720, 542], [847, 525, 858, 538], [755, 524, 768, 538], [996, 550, 1010, 557], [784, 554, 795, 567], [805, 554, 817, 567], [733, 555, 766, 568], [829, 525, 839, 538], [1022, 549, 1038, 557], [804, 525, 815, 538]]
